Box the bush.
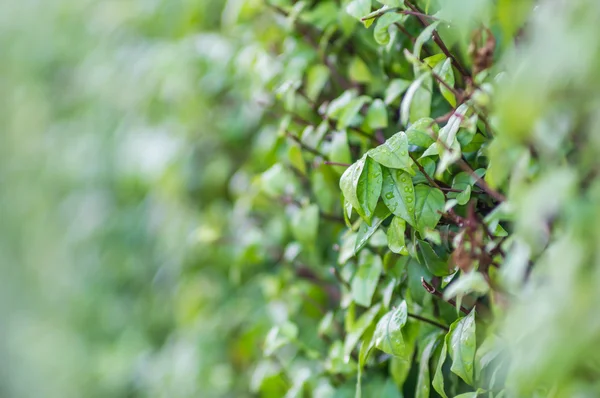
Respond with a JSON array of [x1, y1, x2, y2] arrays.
[[236, 0, 600, 397], [5, 0, 600, 397]]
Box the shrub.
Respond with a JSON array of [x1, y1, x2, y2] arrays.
[[236, 0, 600, 397]]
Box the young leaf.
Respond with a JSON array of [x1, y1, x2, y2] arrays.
[[368, 131, 413, 171], [387, 216, 407, 255], [438, 104, 469, 148], [351, 251, 384, 307], [401, 73, 432, 126], [357, 156, 383, 224], [447, 310, 476, 385], [414, 185, 445, 233], [381, 167, 416, 225], [434, 57, 456, 106], [374, 12, 405, 45], [373, 301, 409, 357], [413, 21, 440, 60]]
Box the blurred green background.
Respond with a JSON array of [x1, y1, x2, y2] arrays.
[[0, 0, 276, 396]]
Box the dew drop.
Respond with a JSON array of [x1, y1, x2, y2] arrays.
[[406, 197, 413, 203], [385, 192, 394, 199]]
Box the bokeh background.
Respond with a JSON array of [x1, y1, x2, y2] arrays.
[[1, 0, 277, 396]]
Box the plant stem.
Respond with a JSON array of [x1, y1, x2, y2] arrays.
[[421, 277, 470, 315], [407, 313, 449, 331]]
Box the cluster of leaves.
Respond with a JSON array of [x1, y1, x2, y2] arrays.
[[237, 0, 600, 397]]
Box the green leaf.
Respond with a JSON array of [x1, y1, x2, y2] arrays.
[[359, 324, 377, 367], [414, 185, 445, 233], [416, 240, 451, 276], [368, 132, 414, 172], [443, 271, 489, 301], [456, 185, 471, 205], [413, 21, 440, 60], [377, 0, 402, 6], [329, 130, 353, 166], [387, 216, 407, 255], [346, 0, 372, 21], [306, 64, 330, 101], [351, 251, 383, 307], [435, 57, 456, 106], [438, 104, 469, 148], [364, 99, 388, 129], [385, 79, 411, 104], [416, 335, 438, 398], [338, 95, 371, 129], [432, 338, 449, 398], [381, 167, 415, 225], [349, 57, 372, 83], [328, 90, 356, 120], [288, 144, 306, 175], [373, 301, 409, 357], [291, 204, 319, 248], [406, 118, 438, 147], [374, 12, 405, 45], [340, 157, 367, 220], [357, 156, 383, 224], [447, 310, 476, 385], [344, 303, 382, 361], [355, 204, 392, 252], [401, 73, 432, 126]]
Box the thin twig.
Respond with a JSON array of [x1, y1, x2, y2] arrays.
[[407, 313, 449, 331], [456, 158, 506, 202], [361, 8, 439, 22], [421, 277, 470, 315], [324, 161, 351, 167], [285, 131, 328, 159], [409, 153, 441, 189], [404, 0, 470, 78]]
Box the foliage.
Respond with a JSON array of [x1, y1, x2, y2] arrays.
[[238, 0, 600, 397], [5, 0, 600, 397]]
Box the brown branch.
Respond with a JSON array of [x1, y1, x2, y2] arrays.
[[456, 158, 506, 202], [404, 0, 470, 78], [421, 277, 470, 315], [324, 161, 351, 167], [409, 153, 441, 189]]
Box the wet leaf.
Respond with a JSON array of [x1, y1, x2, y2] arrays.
[[381, 167, 416, 225], [414, 185, 445, 233], [373, 301, 409, 357], [368, 131, 413, 172], [357, 156, 383, 224], [447, 310, 476, 385]]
